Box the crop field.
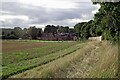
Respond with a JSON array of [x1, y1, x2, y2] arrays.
[[10, 41, 118, 78], [2, 40, 80, 78], [2, 40, 118, 79]]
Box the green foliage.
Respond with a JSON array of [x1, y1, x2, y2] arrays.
[[14, 27, 23, 37], [28, 26, 38, 39], [57, 26, 70, 33], [74, 22, 87, 38], [74, 1, 120, 42], [69, 28, 75, 33], [44, 25, 58, 33], [33, 46, 54, 50], [2, 27, 43, 39], [44, 25, 74, 34]]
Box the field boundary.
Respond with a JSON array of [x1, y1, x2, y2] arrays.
[[3, 40, 77, 43]]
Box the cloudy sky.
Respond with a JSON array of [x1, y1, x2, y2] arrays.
[[0, 0, 100, 29]]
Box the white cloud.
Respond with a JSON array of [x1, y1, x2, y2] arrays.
[[67, 18, 89, 23], [18, 0, 77, 9], [0, 11, 13, 14], [92, 9, 99, 14], [82, 14, 87, 18], [91, 4, 100, 14], [29, 24, 48, 30], [1, 0, 101, 29], [0, 0, 18, 2], [0, 15, 29, 21]]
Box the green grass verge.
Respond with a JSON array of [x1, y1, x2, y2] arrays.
[[3, 39, 76, 42]]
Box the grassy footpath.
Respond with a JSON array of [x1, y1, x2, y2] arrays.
[[10, 41, 118, 78], [88, 41, 118, 78], [2, 41, 86, 79]]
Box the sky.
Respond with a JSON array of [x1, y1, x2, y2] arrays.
[[0, 0, 101, 30]]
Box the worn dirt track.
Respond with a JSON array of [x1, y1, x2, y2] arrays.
[[66, 42, 101, 78]]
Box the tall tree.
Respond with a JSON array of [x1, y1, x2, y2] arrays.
[[28, 26, 38, 39], [74, 22, 86, 37], [44, 25, 57, 33], [37, 28, 43, 37], [14, 27, 23, 38]]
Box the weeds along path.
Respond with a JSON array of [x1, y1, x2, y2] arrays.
[[53, 41, 118, 78], [65, 42, 101, 78]]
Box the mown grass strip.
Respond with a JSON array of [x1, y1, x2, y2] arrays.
[[4, 40, 76, 43], [33, 46, 54, 50], [2, 42, 86, 79]]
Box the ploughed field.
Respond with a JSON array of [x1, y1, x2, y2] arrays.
[[2, 40, 79, 78]]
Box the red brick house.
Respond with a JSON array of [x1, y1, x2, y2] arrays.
[[41, 33, 77, 41]]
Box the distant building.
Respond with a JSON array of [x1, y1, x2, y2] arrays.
[[88, 36, 102, 41], [1, 28, 78, 41], [41, 33, 78, 41]]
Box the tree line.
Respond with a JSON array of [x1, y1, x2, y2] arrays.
[[2, 26, 42, 39], [2, 25, 75, 39]]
